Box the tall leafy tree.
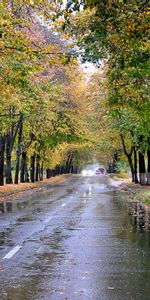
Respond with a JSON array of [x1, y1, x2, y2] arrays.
[[62, 0, 150, 183]]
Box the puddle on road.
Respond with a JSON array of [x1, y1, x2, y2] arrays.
[[66, 188, 73, 194], [0, 202, 13, 214], [0, 228, 13, 247], [111, 192, 150, 257], [109, 191, 150, 233], [0, 190, 54, 216], [0, 200, 32, 214], [38, 251, 57, 261], [1, 275, 46, 300]]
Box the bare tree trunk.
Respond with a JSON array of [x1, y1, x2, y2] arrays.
[[30, 154, 35, 183], [65, 154, 73, 173], [128, 155, 135, 182], [40, 161, 44, 181], [139, 151, 146, 185], [5, 110, 20, 184], [5, 135, 13, 184], [133, 147, 138, 183], [14, 114, 23, 184], [25, 164, 29, 182], [20, 151, 27, 183], [120, 133, 134, 182], [147, 150, 150, 185], [46, 169, 52, 179], [35, 155, 40, 181], [0, 135, 5, 186]]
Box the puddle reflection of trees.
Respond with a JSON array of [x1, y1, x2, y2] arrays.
[[0, 202, 12, 213], [0, 200, 37, 214]]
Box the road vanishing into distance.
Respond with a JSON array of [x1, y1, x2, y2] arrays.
[[0, 174, 150, 300]]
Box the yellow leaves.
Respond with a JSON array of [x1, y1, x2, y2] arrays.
[[0, 84, 22, 115], [29, 0, 34, 5], [72, 7, 96, 30]]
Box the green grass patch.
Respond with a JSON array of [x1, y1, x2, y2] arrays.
[[110, 172, 130, 180], [115, 172, 130, 179], [136, 190, 150, 205]]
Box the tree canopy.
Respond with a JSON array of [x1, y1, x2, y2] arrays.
[[0, 0, 149, 185]]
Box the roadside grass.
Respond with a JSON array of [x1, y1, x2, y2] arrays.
[[110, 173, 150, 206], [114, 172, 130, 179], [110, 172, 131, 181], [135, 190, 150, 205]]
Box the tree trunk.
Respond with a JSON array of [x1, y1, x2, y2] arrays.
[[14, 114, 23, 184], [5, 135, 13, 184], [75, 166, 78, 174], [30, 154, 35, 183], [65, 156, 70, 173], [20, 152, 26, 183], [55, 165, 60, 175], [60, 166, 64, 174], [40, 161, 44, 181], [52, 169, 56, 177], [5, 108, 21, 184], [139, 151, 146, 185], [25, 161, 29, 182], [15, 156, 20, 184], [46, 169, 50, 179], [147, 150, 150, 185], [65, 154, 73, 173], [128, 154, 135, 183], [71, 165, 74, 173], [0, 135, 5, 186], [47, 169, 52, 178], [35, 155, 40, 181], [133, 147, 138, 183], [120, 134, 134, 182], [57, 165, 60, 175]]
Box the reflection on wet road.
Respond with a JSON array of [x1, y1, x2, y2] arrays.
[[0, 175, 150, 300]]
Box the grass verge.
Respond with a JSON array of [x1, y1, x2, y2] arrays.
[[110, 173, 150, 206]]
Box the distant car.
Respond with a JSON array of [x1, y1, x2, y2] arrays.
[[95, 167, 105, 175], [82, 169, 94, 176], [95, 169, 101, 174]]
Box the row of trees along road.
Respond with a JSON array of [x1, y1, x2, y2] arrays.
[[62, 0, 150, 185], [0, 1, 149, 186], [0, 1, 95, 186]]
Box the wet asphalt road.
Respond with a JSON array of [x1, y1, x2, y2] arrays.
[[0, 175, 150, 300]]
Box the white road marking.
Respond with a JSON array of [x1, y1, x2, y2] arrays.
[[44, 216, 53, 223], [88, 185, 92, 195], [37, 246, 43, 253], [3, 198, 71, 260], [3, 245, 22, 259]]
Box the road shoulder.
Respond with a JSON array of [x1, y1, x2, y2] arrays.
[[110, 174, 150, 208], [0, 175, 70, 203]]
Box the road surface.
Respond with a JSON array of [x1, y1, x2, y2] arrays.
[[0, 175, 150, 300]]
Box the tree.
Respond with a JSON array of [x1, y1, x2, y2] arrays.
[[62, 0, 150, 183]]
